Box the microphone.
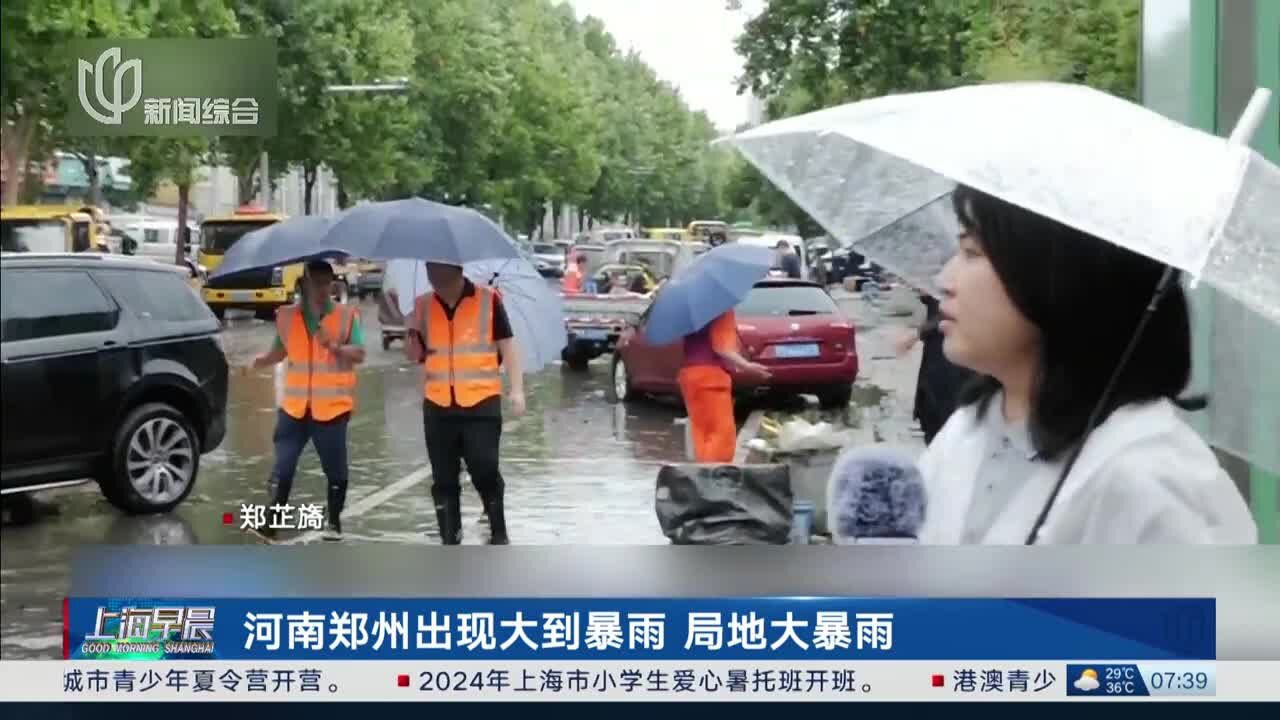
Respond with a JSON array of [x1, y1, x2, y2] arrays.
[[826, 446, 926, 544]]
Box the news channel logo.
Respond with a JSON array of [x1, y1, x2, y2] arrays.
[[67, 39, 277, 137], [76, 601, 217, 660]]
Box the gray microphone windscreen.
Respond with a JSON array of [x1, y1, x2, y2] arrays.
[[827, 445, 926, 543]]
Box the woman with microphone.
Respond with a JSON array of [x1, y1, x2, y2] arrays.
[[915, 185, 1257, 544]]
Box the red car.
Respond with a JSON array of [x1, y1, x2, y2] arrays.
[[608, 279, 859, 409]]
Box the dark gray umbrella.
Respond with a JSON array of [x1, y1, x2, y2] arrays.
[[208, 215, 340, 281], [323, 198, 520, 266]]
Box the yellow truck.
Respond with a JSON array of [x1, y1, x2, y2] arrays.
[[198, 205, 298, 320], [641, 227, 686, 241], [198, 205, 354, 320], [0, 204, 108, 254], [685, 220, 730, 244]]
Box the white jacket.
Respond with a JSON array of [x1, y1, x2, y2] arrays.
[[917, 398, 1258, 544]]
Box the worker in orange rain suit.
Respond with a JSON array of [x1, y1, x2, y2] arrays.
[[561, 254, 588, 293], [678, 309, 771, 462]]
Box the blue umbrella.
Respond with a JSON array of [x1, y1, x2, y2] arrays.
[[324, 198, 520, 265], [208, 215, 340, 280], [385, 256, 567, 373], [643, 243, 775, 346]]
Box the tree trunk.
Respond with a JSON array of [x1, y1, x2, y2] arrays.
[[2, 114, 37, 207], [551, 200, 563, 238], [525, 206, 542, 241], [78, 152, 102, 207], [577, 207, 586, 233], [335, 176, 350, 210], [175, 183, 190, 265], [236, 164, 256, 205], [303, 163, 317, 215]]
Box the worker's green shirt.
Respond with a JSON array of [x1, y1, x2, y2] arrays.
[[272, 298, 364, 352]]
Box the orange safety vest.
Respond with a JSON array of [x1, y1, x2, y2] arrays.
[[561, 266, 582, 293], [276, 304, 357, 421], [414, 287, 502, 407]]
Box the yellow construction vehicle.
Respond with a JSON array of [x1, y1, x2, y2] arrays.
[[0, 204, 107, 254], [198, 205, 295, 320]]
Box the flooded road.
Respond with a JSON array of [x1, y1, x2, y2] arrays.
[[0, 287, 925, 658]]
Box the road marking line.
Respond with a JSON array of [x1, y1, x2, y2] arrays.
[[276, 467, 432, 546], [277, 417, 526, 546]]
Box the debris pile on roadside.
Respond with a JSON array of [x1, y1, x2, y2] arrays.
[[735, 405, 870, 544]]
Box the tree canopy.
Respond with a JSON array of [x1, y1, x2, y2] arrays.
[[728, 0, 1140, 233], [2, 0, 740, 234]]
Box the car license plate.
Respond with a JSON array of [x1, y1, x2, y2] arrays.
[[576, 328, 609, 341], [776, 343, 819, 359], [227, 290, 258, 301]]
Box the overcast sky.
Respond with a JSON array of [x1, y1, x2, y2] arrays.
[[563, 0, 764, 132]]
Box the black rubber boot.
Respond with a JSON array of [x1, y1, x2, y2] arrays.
[[324, 482, 346, 541], [432, 488, 462, 545], [251, 474, 290, 542], [482, 492, 509, 545]]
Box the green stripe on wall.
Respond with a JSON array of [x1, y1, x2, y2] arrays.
[[1249, 0, 1279, 543]]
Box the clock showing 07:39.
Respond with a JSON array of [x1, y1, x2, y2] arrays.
[[1064, 663, 1216, 697]]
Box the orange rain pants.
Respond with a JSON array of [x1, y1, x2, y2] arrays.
[[678, 365, 736, 463], [678, 311, 741, 463]]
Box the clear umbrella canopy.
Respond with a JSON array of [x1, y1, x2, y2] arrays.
[[727, 82, 1280, 476]]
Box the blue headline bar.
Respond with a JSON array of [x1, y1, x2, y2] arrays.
[[67, 597, 1214, 661]]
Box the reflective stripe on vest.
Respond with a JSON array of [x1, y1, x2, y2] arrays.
[[276, 304, 357, 421], [417, 287, 502, 407]]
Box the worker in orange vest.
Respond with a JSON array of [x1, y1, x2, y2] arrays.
[[406, 261, 525, 544], [250, 259, 366, 542]]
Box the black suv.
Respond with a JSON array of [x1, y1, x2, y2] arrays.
[[1, 253, 228, 514]]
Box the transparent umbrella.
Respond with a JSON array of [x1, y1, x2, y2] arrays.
[[729, 82, 1279, 322], [727, 82, 1280, 539]]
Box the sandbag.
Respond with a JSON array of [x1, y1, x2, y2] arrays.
[[655, 463, 794, 545]]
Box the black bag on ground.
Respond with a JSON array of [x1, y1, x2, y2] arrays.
[[655, 463, 794, 545]]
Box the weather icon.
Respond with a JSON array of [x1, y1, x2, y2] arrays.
[[1073, 669, 1100, 692]]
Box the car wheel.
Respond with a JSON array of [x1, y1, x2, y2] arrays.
[[382, 334, 393, 351], [819, 383, 854, 409], [605, 356, 634, 404], [333, 281, 349, 304], [212, 306, 226, 321], [101, 403, 201, 515], [561, 347, 590, 372], [254, 308, 275, 322]]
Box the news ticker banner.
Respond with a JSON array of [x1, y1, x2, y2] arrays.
[[65, 597, 1212, 661], [10, 660, 1280, 701]]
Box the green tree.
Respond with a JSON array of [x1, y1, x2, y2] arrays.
[[972, 0, 1139, 99], [261, 0, 415, 214], [123, 0, 239, 262], [389, 0, 512, 204], [0, 0, 146, 205], [728, 0, 1138, 233]]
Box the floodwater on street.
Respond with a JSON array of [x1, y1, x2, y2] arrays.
[[0, 288, 925, 659]]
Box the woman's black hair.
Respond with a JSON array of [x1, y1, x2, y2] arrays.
[[950, 184, 1201, 461]]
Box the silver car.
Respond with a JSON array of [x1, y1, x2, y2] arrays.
[[530, 242, 566, 277]]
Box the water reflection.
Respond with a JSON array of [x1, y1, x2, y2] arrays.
[[104, 511, 198, 546]]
